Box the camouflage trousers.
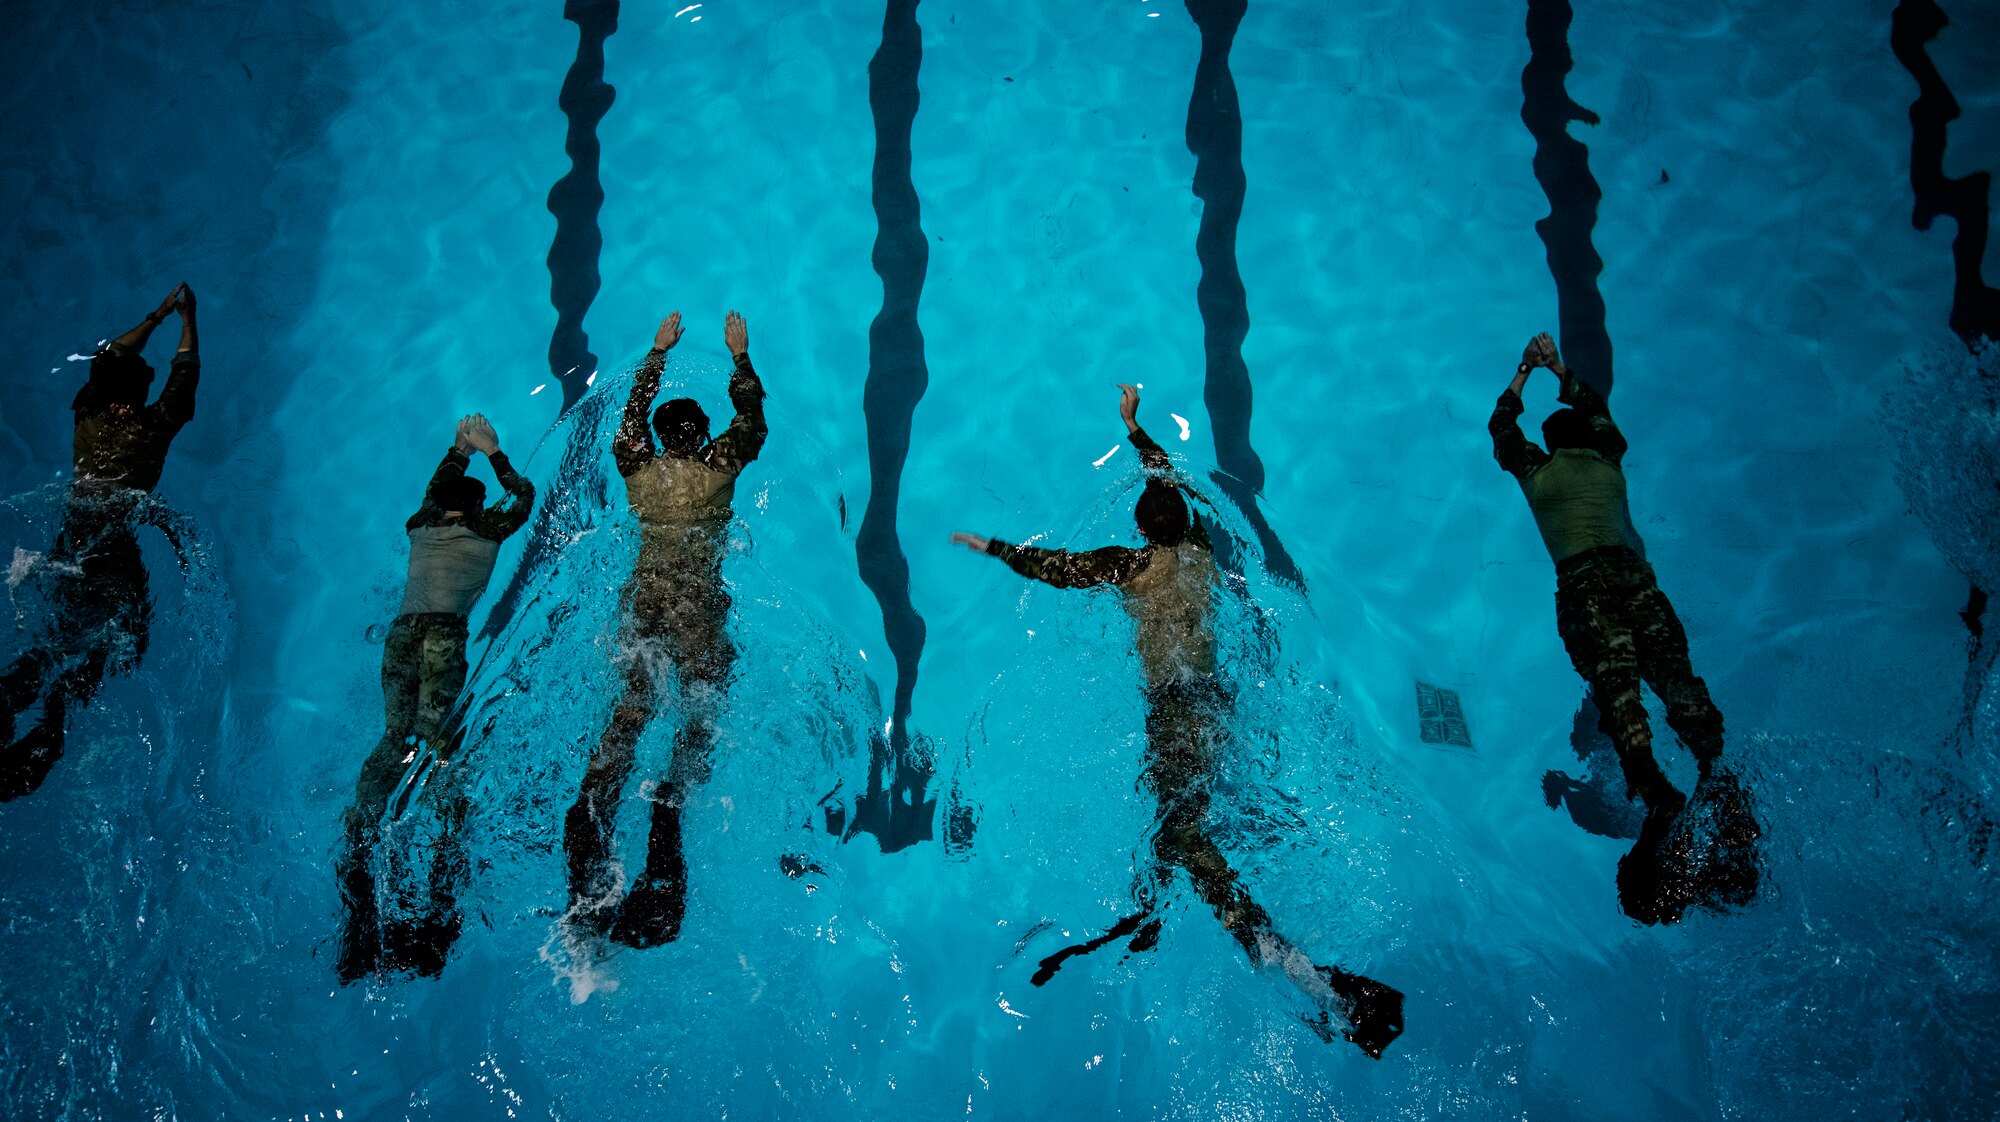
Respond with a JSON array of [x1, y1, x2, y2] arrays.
[[353, 612, 469, 819], [1554, 546, 1723, 807], [1139, 675, 1274, 956], [337, 611, 471, 982]]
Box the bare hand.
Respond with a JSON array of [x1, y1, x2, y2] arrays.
[[462, 413, 500, 455], [1523, 332, 1560, 369], [653, 311, 684, 352], [725, 310, 748, 357], [151, 289, 179, 321], [1117, 383, 1140, 431], [949, 531, 990, 554], [175, 283, 196, 318], [454, 416, 475, 454]]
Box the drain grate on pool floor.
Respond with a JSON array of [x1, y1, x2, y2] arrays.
[[1414, 682, 1473, 750]]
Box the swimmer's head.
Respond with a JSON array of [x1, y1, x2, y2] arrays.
[[437, 475, 486, 515], [654, 398, 709, 457], [88, 348, 154, 407], [1541, 408, 1594, 452], [1135, 480, 1191, 547]]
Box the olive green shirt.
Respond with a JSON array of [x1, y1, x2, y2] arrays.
[[1489, 375, 1640, 563]]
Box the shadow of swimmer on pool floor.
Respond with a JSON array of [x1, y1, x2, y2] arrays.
[[950, 384, 1405, 1060], [1490, 333, 1762, 925], [562, 310, 768, 951], [336, 414, 536, 983]]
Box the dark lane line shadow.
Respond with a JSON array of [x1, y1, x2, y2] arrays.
[[849, 0, 937, 852], [548, 0, 621, 414], [1894, 0, 2000, 352], [478, 0, 622, 643], [1891, 0, 2000, 680], [1521, 0, 1614, 398], [1184, 0, 1306, 591]]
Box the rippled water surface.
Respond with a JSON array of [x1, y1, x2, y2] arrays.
[[3, 1, 1998, 1118]]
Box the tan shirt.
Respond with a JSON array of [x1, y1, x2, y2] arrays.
[[399, 525, 503, 616]]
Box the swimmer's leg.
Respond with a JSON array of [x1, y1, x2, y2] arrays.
[[1154, 806, 1405, 1058], [337, 734, 416, 984], [1, 648, 54, 745], [1556, 575, 1680, 813], [1143, 678, 1403, 1054], [0, 645, 111, 801], [565, 656, 654, 932], [0, 686, 66, 801], [611, 778, 689, 948], [335, 622, 424, 982], [1631, 577, 1725, 773], [379, 624, 472, 977], [614, 609, 733, 949], [381, 785, 469, 979], [1625, 578, 1759, 910], [334, 811, 385, 984], [409, 616, 469, 750]]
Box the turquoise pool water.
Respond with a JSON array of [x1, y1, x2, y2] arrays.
[[3, 0, 1998, 1117]]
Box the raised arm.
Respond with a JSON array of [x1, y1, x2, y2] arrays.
[[705, 310, 768, 475], [616, 312, 682, 476], [1492, 336, 1553, 478], [1490, 387, 1549, 480], [154, 284, 200, 427], [950, 532, 1151, 590], [1118, 383, 1175, 473], [460, 414, 536, 540], [107, 287, 181, 354]]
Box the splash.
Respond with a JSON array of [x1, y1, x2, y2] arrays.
[[1888, 345, 2000, 597]]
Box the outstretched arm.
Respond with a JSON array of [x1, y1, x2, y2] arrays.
[[950, 532, 1151, 589], [461, 414, 536, 540], [154, 285, 200, 426], [705, 310, 768, 475], [616, 312, 682, 476], [1492, 336, 1553, 478], [107, 288, 181, 354]]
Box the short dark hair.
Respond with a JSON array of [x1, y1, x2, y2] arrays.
[[653, 398, 709, 453], [437, 475, 486, 513], [87, 349, 154, 405], [1135, 481, 1191, 546], [1541, 408, 1593, 452]]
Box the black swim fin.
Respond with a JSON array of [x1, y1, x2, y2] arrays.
[[1691, 770, 1762, 911], [334, 824, 385, 984], [611, 800, 689, 949], [610, 874, 685, 949], [0, 695, 66, 802], [1314, 965, 1406, 1059], [379, 911, 461, 979], [1617, 802, 1696, 925]]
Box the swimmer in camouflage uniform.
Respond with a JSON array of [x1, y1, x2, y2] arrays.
[[2, 284, 199, 799], [565, 310, 767, 948], [336, 413, 534, 982], [1493, 332, 1758, 923], [951, 385, 1404, 1059]]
